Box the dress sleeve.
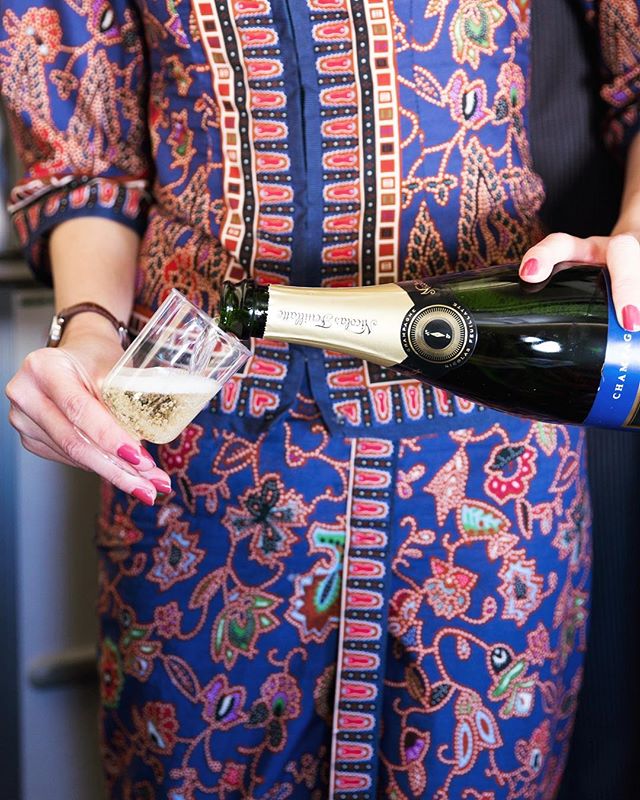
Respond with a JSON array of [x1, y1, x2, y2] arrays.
[[583, 0, 640, 156], [0, 0, 152, 283]]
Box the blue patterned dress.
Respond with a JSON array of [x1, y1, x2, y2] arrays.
[[3, 1, 640, 797]]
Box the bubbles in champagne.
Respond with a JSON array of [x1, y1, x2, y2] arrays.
[[102, 367, 219, 444]]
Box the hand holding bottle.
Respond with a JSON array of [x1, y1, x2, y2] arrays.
[[518, 230, 640, 331], [519, 132, 640, 332]]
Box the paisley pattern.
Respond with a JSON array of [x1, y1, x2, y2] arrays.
[[2, 0, 639, 798], [94, 393, 591, 798]]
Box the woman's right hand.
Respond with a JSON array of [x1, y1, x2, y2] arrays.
[[5, 318, 172, 504]]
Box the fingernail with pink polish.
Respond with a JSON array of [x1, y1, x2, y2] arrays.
[[132, 487, 156, 506], [622, 304, 640, 332], [520, 258, 539, 278], [151, 478, 172, 494], [138, 447, 157, 469], [140, 446, 156, 462], [118, 444, 141, 465]]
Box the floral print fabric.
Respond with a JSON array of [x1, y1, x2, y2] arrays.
[[2, 0, 636, 797], [95, 388, 590, 798]]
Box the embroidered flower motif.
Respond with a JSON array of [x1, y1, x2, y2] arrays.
[[453, 691, 503, 773], [389, 587, 422, 636], [487, 644, 537, 720], [161, 247, 203, 307], [553, 491, 589, 567], [224, 476, 307, 566], [211, 590, 280, 668], [516, 719, 551, 778], [89, 1, 120, 41], [166, 55, 193, 96], [424, 447, 470, 525], [149, 526, 204, 590], [168, 109, 195, 167], [286, 524, 344, 644], [201, 675, 245, 729], [154, 601, 183, 638], [133, 702, 179, 755], [118, 606, 161, 682], [556, 585, 588, 668], [402, 727, 430, 795], [451, 0, 507, 69], [14, 7, 62, 62], [98, 637, 124, 708], [424, 558, 478, 619], [247, 673, 302, 752], [497, 549, 544, 626], [484, 443, 537, 504], [220, 761, 246, 790], [447, 69, 491, 129], [526, 622, 551, 666], [158, 424, 203, 475], [494, 61, 526, 127]]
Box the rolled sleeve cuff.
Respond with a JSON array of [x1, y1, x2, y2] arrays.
[[9, 176, 150, 285]]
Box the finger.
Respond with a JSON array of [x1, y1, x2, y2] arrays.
[[518, 233, 609, 282], [606, 234, 640, 331], [18, 432, 79, 468], [9, 404, 78, 465], [8, 388, 159, 503], [13, 349, 169, 480], [73, 425, 172, 494]]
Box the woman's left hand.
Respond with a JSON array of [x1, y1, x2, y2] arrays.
[[518, 229, 640, 332]]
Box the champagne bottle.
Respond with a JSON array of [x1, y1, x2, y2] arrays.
[[217, 264, 640, 430]]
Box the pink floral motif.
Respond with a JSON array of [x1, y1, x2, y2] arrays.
[[526, 622, 551, 666], [424, 557, 478, 619], [133, 702, 179, 755], [221, 761, 246, 790], [484, 443, 537, 504], [153, 601, 183, 638]]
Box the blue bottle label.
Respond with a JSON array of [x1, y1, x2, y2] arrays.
[[584, 271, 640, 429]]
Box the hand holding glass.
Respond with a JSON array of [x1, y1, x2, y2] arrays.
[[101, 290, 250, 443]]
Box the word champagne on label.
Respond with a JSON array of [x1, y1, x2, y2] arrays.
[[102, 366, 218, 443], [217, 265, 640, 430]]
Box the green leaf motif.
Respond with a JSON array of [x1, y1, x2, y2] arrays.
[[461, 503, 503, 536], [535, 422, 557, 456], [464, 9, 489, 45], [229, 614, 255, 650]]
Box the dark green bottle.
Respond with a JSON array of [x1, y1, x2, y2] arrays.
[[218, 264, 640, 430]]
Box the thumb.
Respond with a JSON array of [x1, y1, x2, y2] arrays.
[[518, 233, 608, 282]]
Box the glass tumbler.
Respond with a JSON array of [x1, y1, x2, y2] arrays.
[[101, 289, 250, 443]]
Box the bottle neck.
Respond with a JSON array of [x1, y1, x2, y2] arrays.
[[218, 279, 269, 338]]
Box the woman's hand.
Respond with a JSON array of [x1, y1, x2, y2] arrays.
[[518, 229, 640, 332], [5, 318, 172, 504]]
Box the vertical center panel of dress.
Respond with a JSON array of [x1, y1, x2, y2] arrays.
[[331, 436, 397, 800]]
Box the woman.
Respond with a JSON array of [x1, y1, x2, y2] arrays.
[[2, 0, 640, 797]]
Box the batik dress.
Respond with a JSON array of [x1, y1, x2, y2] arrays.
[[3, 0, 640, 797]]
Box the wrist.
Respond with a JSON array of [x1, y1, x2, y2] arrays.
[[48, 303, 130, 348], [59, 313, 126, 347]]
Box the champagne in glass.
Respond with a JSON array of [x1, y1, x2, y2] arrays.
[[102, 291, 250, 444]]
